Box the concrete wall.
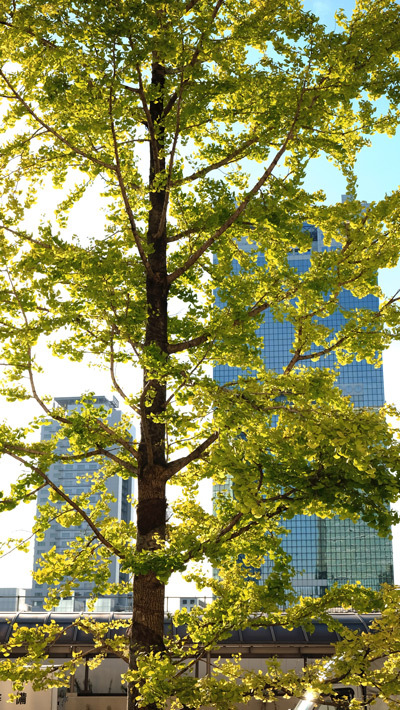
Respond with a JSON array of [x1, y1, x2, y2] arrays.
[[0, 680, 57, 709], [63, 695, 126, 710]]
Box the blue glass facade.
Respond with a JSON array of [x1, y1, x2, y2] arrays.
[[32, 396, 134, 610], [214, 227, 393, 596]]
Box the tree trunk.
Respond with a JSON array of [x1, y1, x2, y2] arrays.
[[127, 58, 169, 710]]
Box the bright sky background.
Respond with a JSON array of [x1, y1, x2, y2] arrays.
[[0, 0, 399, 600]]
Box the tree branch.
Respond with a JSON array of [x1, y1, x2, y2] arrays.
[[166, 279, 300, 354], [0, 18, 58, 48], [135, 61, 160, 176], [153, 71, 186, 241], [170, 137, 258, 188], [56, 448, 136, 472], [96, 446, 138, 476], [165, 431, 218, 479], [165, 341, 213, 406], [108, 63, 152, 275], [17, 440, 138, 475], [121, 83, 140, 95], [0, 532, 36, 560], [2, 450, 124, 559], [109, 338, 140, 415], [9, 443, 104, 463], [162, 0, 225, 119], [283, 283, 400, 375], [167, 333, 209, 354], [0, 70, 116, 171], [166, 226, 198, 243], [3, 264, 64, 421], [1, 274, 139, 460], [167, 110, 302, 285], [94, 419, 139, 461], [0, 223, 52, 249], [182, 491, 297, 566], [184, 0, 201, 12]]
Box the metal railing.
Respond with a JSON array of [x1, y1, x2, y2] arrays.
[[0, 594, 213, 614]]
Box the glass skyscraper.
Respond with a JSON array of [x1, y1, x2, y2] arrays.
[[214, 223, 393, 597], [32, 395, 133, 610]]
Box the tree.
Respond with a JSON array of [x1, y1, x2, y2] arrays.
[[0, 0, 400, 707]]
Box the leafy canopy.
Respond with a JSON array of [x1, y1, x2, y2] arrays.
[[0, 0, 400, 707]]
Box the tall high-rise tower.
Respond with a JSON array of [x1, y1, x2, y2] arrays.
[[214, 222, 393, 597], [32, 395, 133, 610]]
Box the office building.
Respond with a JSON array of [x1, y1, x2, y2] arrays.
[[180, 597, 207, 612], [32, 395, 133, 610], [0, 588, 30, 612], [214, 221, 393, 597]]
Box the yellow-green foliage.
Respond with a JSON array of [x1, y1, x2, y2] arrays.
[[0, 0, 399, 707]]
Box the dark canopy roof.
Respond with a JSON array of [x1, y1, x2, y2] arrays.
[[0, 612, 379, 659]]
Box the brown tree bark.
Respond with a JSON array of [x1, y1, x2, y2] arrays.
[[127, 59, 169, 710]]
